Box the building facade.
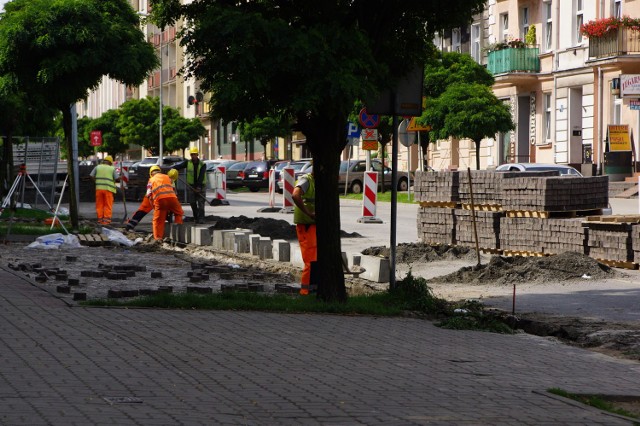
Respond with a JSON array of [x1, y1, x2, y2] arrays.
[[429, 0, 640, 180]]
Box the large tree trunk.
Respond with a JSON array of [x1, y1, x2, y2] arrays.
[[1, 133, 14, 198], [62, 108, 79, 229], [475, 140, 481, 170], [303, 116, 347, 303]]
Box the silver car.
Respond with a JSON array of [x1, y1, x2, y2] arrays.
[[495, 163, 583, 176]]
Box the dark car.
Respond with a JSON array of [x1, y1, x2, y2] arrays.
[[240, 160, 277, 192], [226, 161, 248, 189]]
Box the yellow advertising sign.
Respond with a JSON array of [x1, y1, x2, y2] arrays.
[[407, 117, 431, 132], [608, 125, 631, 151]]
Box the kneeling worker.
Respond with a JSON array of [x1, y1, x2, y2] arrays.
[[126, 168, 179, 231], [146, 166, 184, 240]]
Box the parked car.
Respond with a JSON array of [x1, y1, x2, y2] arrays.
[[338, 160, 411, 194], [225, 161, 249, 189], [276, 160, 312, 193], [203, 159, 238, 172], [241, 160, 278, 192], [495, 163, 583, 176], [113, 160, 135, 175], [128, 156, 186, 178]]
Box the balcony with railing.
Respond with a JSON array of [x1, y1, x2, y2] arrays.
[[487, 46, 540, 75], [588, 27, 640, 58]]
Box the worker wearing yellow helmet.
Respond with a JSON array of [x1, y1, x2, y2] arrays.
[[89, 155, 120, 225], [146, 165, 183, 240], [173, 146, 207, 223], [126, 169, 180, 232]]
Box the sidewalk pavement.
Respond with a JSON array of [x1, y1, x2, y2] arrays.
[[1, 265, 639, 425]]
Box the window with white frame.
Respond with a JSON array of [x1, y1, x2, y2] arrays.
[[500, 13, 509, 41], [544, 1, 553, 51], [452, 28, 461, 53], [575, 0, 584, 45], [613, 0, 622, 19], [544, 93, 552, 142], [521, 7, 529, 40], [471, 23, 481, 63]]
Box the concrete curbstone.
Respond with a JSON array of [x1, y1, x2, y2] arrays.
[[272, 240, 291, 262], [358, 254, 390, 283]]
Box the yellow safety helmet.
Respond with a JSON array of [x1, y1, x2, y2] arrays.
[[168, 168, 179, 181], [189, 146, 199, 155], [149, 165, 161, 177], [103, 155, 113, 164]]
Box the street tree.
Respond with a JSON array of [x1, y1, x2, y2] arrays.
[[0, 0, 158, 228], [238, 115, 291, 160], [423, 82, 514, 170], [118, 97, 206, 156], [152, 0, 486, 302]]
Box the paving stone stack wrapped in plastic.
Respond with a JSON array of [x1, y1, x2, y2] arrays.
[[500, 217, 588, 254], [501, 175, 609, 212], [454, 209, 501, 250], [416, 207, 456, 245], [413, 171, 460, 203], [586, 221, 635, 263]]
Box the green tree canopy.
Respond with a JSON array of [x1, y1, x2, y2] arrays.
[[419, 51, 513, 170], [85, 110, 126, 158], [238, 115, 291, 158], [152, 0, 486, 302], [0, 0, 158, 228], [118, 96, 206, 156], [424, 82, 514, 170]]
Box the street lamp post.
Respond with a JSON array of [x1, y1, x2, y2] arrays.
[[158, 29, 164, 166]]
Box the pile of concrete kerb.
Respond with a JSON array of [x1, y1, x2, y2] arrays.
[[414, 170, 640, 269]]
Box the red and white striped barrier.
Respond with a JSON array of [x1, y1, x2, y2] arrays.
[[357, 171, 383, 223], [281, 167, 294, 214], [268, 169, 276, 208], [215, 166, 226, 200]]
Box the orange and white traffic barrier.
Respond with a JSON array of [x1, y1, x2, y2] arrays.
[[268, 169, 276, 208], [281, 167, 294, 213], [215, 166, 227, 200], [357, 171, 383, 223]]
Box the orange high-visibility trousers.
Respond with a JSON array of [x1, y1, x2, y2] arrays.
[[296, 224, 317, 295], [95, 189, 114, 225], [152, 197, 184, 240]]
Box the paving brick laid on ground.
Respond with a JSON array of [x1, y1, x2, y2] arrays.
[[0, 266, 639, 425]]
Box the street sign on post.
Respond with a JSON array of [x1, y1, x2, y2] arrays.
[[398, 119, 416, 147], [90, 130, 102, 147], [358, 108, 380, 129]]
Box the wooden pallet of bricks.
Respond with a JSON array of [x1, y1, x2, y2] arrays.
[[594, 258, 639, 270], [76, 233, 110, 247]]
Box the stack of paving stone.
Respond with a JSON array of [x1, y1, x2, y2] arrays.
[[500, 217, 587, 254], [413, 171, 460, 203], [501, 176, 609, 212], [458, 170, 505, 206], [633, 225, 640, 264], [416, 207, 456, 245], [455, 209, 501, 249], [586, 221, 635, 263]]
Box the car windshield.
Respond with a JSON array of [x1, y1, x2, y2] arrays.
[[139, 157, 158, 165], [275, 162, 289, 171], [288, 162, 308, 171], [229, 162, 248, 170]]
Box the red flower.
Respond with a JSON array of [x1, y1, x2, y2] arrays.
[[581, 16, 640, 38]]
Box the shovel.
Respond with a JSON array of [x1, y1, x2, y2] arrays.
[[177, 177, 218, 206]]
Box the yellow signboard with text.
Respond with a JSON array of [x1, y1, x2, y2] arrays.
[[608, 125, 631, 151]]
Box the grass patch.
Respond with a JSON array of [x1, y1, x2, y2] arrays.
[[548, 388, 640, 422], [340, 191, 416, 203], [1, 207, 68, 221]]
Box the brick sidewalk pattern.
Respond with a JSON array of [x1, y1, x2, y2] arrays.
[[0, 266, 638, 425]]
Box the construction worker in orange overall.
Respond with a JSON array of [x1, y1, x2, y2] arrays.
[[90, 155, 119, 225], [292, 170, 316, 295], [126, 169, 180, 231], [146, 165, 184, 240]]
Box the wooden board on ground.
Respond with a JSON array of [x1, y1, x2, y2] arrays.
[[595, 258, 639, 270], [76, 233, 110, 247]]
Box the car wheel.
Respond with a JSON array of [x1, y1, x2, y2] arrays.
[[350, 180, 363, 194], [397, 178, 408, 192], [249, 187, 260, 192]]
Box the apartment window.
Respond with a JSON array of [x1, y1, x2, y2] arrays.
[[544, 1, 553, 51], [575, 0, 584, 45], [521, 7, 529, 40], [613, 0, 622, 18], [544, 93, 552, 142], [452, 29, 461, 53], [471, 23, 481, 63], [500, 13, 509, 41]]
